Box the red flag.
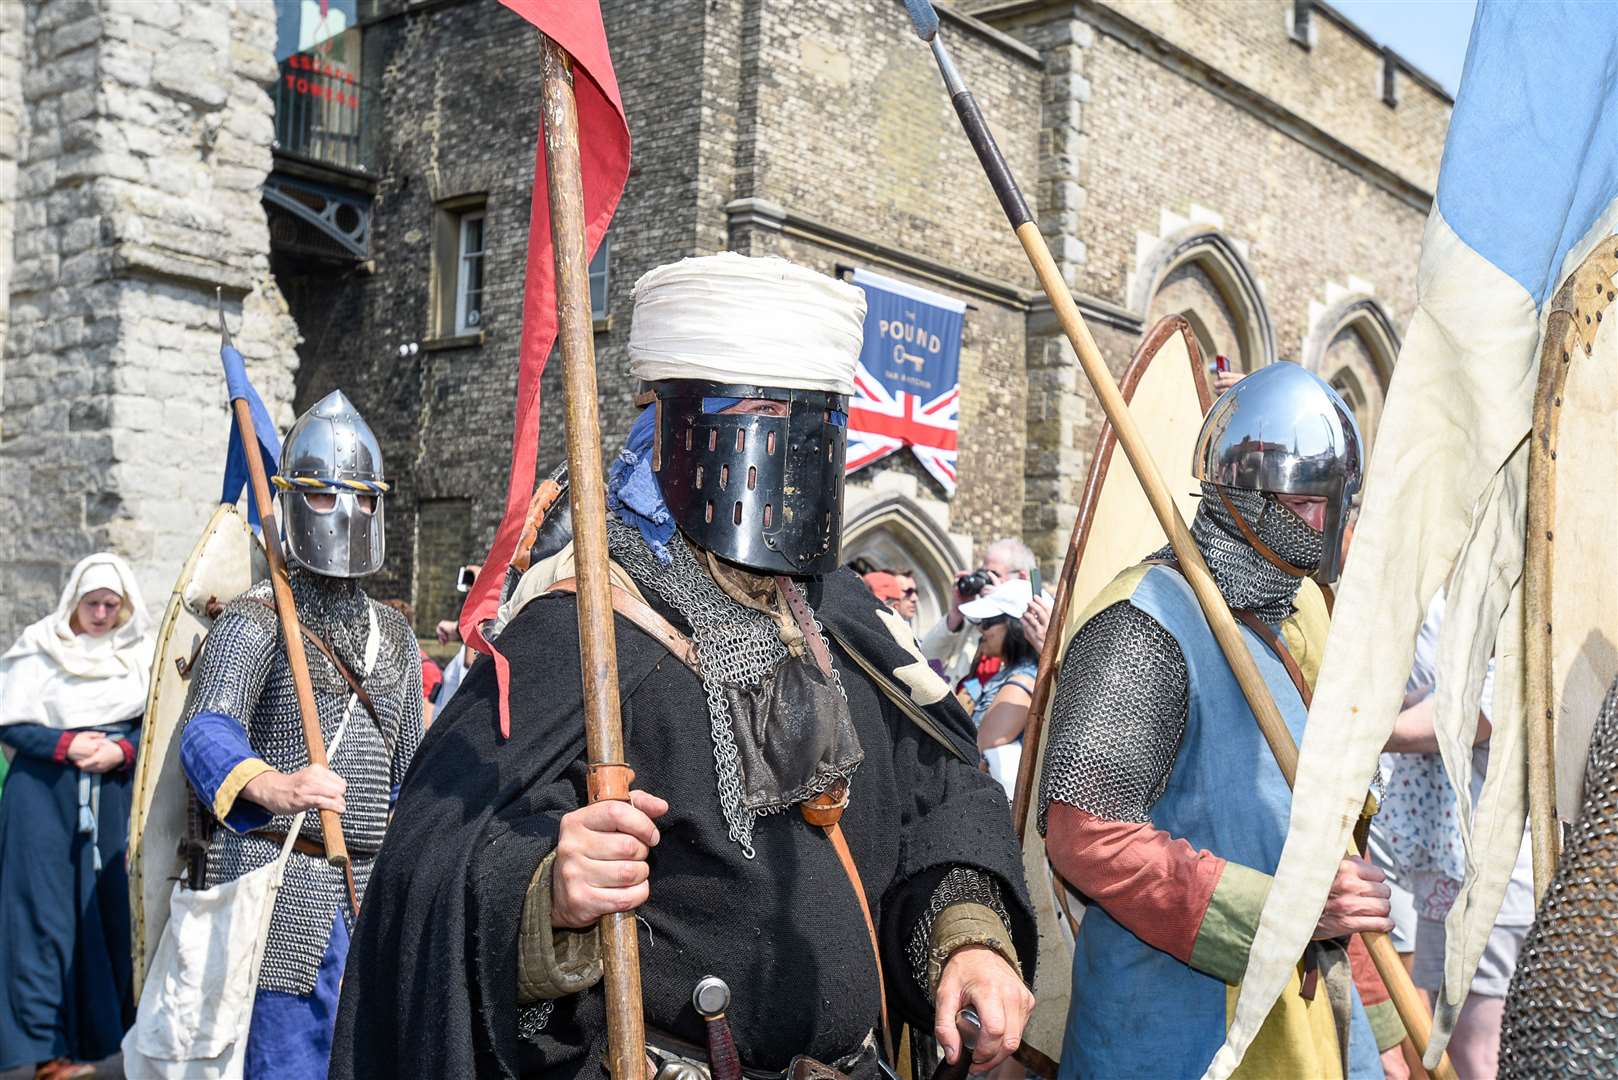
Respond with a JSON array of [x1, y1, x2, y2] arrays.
[[461, 0, 630, 738]]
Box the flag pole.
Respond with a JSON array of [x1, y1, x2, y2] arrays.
[[218, 301, 350, 870], [903, 7, 1454, 1077], [537, 35, 646, 1080]]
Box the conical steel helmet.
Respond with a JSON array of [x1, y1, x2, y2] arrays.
[[277, 390, 389, 578]]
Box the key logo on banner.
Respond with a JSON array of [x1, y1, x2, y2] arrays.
[[846, 268, 967, 495]]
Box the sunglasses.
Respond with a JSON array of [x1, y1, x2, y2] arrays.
[[901, 587, 918, 598]]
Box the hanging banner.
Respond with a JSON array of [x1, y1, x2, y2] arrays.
[[846, 268, 966, 495]]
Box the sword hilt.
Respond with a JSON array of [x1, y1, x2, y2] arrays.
[[694, 976, 741, 1080]]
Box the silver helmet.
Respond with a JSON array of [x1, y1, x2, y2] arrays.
[[276, 390, 389, 578], [1192, 362, 1363, 584]]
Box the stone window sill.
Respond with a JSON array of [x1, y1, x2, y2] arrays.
[[423, 331, 486, 352], [593, 315, 612, 333]]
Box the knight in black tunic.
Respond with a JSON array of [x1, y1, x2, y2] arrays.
[[331, 254, 1036, 1080]]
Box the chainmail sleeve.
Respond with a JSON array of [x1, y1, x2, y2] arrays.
[[1038, 600, 1189, 834], [904, 865, 1018, 997]]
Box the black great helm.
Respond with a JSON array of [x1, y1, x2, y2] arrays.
[[629, 253, 868, 577]]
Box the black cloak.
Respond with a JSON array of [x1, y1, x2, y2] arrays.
[[331, 568, 1035, 1079]]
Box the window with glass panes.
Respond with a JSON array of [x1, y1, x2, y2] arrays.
[[455, 212, 486, 334], [588, 237, 609, 320]]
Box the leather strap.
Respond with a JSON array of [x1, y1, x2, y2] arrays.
[[1230, 608, 1312, 708], [775, 576, 836, 679], [246, 596, 385, 742], [547, 578, 699, 672], [1140, 558, 1314, 707], [820, 626, 974, 767], [253, 828, 363, 916], [1214, 486, 1310, 579], [803, 783, 894, 1064]]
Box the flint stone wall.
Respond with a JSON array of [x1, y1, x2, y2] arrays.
[[0, 0, 300, 642]]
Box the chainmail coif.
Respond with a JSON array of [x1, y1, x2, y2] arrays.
[[1500, 675, 1618, 1078], [1149, 483, 1322, 626], [605, 514, 855, 859]]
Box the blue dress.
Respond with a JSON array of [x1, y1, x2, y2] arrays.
[[0, 721, 137, 1070]]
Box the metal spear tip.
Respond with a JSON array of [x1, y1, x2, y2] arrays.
[[904, 0, 940, 41], [692, 975, 731, 1018]]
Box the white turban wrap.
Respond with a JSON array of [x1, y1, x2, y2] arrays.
[[628, 252, 866, 395]]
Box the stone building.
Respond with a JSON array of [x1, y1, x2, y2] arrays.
[[0, 0, 1453, 644], [0, 0, 301, 641]]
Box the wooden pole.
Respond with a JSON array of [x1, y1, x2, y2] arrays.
[[1524, 322, 1569, 901], [538, 35, 646, 1080], [230, 397, 349, 869]]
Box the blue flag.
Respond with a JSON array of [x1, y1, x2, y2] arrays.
[[220, 342, 281, 527]]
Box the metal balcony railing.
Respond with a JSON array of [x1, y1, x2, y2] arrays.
[[272, 49, 367, 173]]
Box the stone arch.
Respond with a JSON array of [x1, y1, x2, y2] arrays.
[[842, 492, 966, 633], [1302, 295, 1399, 450], [1132, 228, 1277, 373]]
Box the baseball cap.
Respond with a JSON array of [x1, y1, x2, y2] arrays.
[[862, 571, 903, 603], [959, 577, 1032, 623]]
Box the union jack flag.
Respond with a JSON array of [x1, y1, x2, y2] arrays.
[[845, 268, 966, 496]]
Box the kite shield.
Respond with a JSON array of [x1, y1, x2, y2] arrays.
[[1015, 315, 1212, 1066], [128, 503, 262, 998]]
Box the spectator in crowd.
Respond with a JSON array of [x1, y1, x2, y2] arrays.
[[1377, 589, 1533, 1080], [886, 568, 920, 624], [434, 564, 481, 710], [920, 537, 1038, 683], [380, 600, 441, 728], [860, 569, 904, 611], [0, 553, 154, 1080], [959, 578, 1038, 800]]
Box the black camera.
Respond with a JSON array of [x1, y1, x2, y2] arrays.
[[956, 570, 991, 600]]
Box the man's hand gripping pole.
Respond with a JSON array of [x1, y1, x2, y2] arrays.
[[901, 5, 1453, 1078]]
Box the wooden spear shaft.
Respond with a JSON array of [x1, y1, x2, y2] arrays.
[[912, 16, 1455, 1077], [538, 35, 646, 1080], [231, 396, 349, 869]]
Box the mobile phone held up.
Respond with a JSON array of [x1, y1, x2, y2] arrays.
[[457, 565, 477, 593]]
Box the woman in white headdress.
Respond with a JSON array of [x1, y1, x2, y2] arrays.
[[0, 553, 154, 1080]]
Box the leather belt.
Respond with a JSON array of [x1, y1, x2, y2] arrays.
[[252, 828, 378, 861], [645, 1026, 876, 1080]]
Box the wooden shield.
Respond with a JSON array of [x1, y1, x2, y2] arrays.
[[1015, 316, 1212, 1066], [1529, 244, 1618, 821], [128, 503, 261, 997]]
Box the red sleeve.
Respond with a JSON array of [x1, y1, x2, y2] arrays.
[[116, 738, 136, 771], [53, 731, 77, 763], [418, 649, 443, 700], [1045, 801, 1226, 963], [1347, 933, 1390, 1007]]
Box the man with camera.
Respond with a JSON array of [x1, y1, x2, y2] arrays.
[[919, 538, 1051, 684]]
